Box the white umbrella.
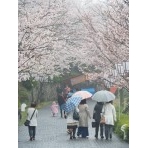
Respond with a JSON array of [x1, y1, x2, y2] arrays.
[[92, 90, 115, 102]]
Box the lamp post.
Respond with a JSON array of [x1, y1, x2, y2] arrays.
[[117, 86, 121, 119], [112, 66, 122, 120], [116, 64, 124, 119]]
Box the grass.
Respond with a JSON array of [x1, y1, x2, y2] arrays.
[[114, 113, 129, 142]]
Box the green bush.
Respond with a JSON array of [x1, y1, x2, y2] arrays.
[[18, 111, 27, 126], [18, 82, 30, 104], [114, 114, 129, 142]]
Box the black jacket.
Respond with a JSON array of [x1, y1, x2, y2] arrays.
[[93, 102, 103, 122], [57, 95, 65, 106]]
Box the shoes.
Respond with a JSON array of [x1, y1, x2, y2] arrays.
[[64, 115, 67, 119], [70, 136, 73, 140], [101, 136, 104, 139], [32, 137, 35, 140], [30, 137, 33, 141], [95, 135, 98, 139], [73, 136, 76, 139]]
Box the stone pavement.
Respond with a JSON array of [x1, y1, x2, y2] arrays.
[[18, 100, 129, 148]]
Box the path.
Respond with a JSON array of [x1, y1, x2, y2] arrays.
[[18, 100, 129, 148]]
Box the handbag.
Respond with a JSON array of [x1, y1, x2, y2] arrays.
[[73, 109, 79, 121], [24, 120, 30, 126], [24, 109, 36, 126], [92, 121, 96, 128], [100, 116, 105, 124]]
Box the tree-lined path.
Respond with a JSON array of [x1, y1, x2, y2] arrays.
[[18, 100, 129, 148]]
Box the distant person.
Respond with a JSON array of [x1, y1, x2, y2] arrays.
[[102, 101, 116, 140], [27, 102, 38, 141], [77, 99, 91, 138], [50, 101, 59, 117], [57, 93, 66, 118], [93, 102, 104, 139], [67, 89, 74, 99], [63, 84, 70, 99], [21, 102, 27, 112]]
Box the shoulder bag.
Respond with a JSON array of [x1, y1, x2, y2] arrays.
[[24, 109, 36, 126]]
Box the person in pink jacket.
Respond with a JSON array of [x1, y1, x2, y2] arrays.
[[50, 101, 59, 117]]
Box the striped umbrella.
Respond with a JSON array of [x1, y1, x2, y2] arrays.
[[61, 95, 82, 113]]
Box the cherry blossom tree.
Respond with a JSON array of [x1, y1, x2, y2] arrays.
[[74, 0, 129, 90], [18, 0, 129, 90]]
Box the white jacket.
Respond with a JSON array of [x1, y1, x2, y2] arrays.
[[27, 107, 38, 126], [102, 103, 116, 125]]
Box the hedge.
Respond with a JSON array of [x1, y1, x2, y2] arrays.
[[114, 114, 129, 142]]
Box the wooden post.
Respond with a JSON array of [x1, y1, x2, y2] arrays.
[[118, 88, 121, 120]]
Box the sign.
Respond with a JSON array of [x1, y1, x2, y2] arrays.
[[70, 75, 87, 86]]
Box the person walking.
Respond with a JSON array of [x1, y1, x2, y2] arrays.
[[50, 101, 59, 117], [57, 93, 66, 118], [27, 102, 38, 141], [102, 101, 116, 140], [66, 89, 74, 99], [66, 107, 79, 139], [63, 84, 70, 100], [77, 99, 91, 138], [93, 102, 104, 139], [21, 102, 27, 112]]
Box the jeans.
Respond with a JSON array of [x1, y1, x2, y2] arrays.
[[60, 106, 65, 118], [95, 122, 104, 138], [105, 124, 113, 139], [28, 126, 36, 138]]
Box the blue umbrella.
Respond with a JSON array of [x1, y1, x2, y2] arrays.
[[61, 95, 82, 113]]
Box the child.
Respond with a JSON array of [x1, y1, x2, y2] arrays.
[[50, 101, 59, 117]]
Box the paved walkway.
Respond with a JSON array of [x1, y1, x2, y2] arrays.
[[18, 100, 129, 148]]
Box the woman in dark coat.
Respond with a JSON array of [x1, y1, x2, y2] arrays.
[[57, 93, 66, 118], [93, 102, 104, 139]]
